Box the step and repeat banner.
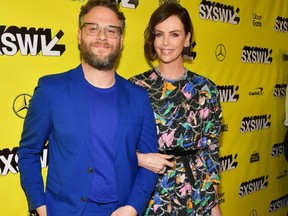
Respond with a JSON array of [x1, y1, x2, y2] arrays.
[[1, 0, 288, 215]]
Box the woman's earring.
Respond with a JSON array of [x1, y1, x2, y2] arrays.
[[184, 43, 190, 47]]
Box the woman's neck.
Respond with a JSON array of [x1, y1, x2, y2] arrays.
[[157, 62, 186, 80]]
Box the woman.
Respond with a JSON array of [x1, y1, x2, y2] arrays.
[[132, 3, 223, 216]]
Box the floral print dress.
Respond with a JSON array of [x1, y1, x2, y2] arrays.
[[129, 68, 222, 216]]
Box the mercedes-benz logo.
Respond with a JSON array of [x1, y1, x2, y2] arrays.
[[249, 209, 257, 216], [13, 94, 31, 119], [215, 44, 226, 62]]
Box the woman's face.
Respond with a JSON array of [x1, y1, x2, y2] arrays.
[[153, 15, 190, 64]]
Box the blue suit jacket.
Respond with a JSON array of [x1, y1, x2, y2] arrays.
[[18, 65, 158, 215]]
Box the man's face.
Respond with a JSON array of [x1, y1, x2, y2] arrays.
[[78, 6, 123, 70]]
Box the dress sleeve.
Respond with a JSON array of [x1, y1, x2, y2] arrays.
[[200, 82, 222, 184]]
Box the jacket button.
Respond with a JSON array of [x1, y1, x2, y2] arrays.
[[88, 168, 93, 173], [80, 197, 86, 202]]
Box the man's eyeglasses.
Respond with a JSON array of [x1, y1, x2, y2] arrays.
[[81, 22, 123, 39]]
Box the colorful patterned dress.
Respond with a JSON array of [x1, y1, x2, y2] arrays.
[[129, 68, 222, 216]]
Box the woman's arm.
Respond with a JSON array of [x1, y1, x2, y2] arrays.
[[211, 185, 223, 216]]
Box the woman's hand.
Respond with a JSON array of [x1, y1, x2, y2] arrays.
[[211, 204, 222, 216], [137, 152, 175, 174], [36, 205, 47, 216], [111, 205, 137, 216], [212, 184, 223, 216]]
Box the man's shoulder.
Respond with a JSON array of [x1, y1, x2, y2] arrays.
[[39, 65, 81, 82]]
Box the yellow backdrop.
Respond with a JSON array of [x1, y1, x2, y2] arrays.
[[1, 0, 288, 215]]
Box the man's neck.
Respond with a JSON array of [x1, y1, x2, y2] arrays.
[[81, 63, 116, 88]]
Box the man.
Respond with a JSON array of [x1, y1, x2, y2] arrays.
[[17, 0, 158, 215]]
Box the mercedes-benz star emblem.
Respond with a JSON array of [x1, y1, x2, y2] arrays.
[[13, 94, 31, 119], [215, 44, 226, 62]]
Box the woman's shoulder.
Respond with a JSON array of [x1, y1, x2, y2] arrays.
[[129, 68, 156, 80], [128, 69, 159, 88], [186, 70, 217, 88]]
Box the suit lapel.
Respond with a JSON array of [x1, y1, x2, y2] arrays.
[[114, 74, 129, 157], [67, 68, 129, 161], [68, 65, 95, 161]]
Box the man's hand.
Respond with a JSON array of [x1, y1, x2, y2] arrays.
[[137, 152, 175, 174], [111, 205, 137, 216]]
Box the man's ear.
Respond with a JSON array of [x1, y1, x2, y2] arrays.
[[77, 29, 82, 45]]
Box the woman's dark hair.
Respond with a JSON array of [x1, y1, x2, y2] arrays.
[[144, 3, 194, 61], [79, 0, 125, 31]]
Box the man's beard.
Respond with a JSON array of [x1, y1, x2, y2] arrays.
[[80, 41, 121, 71]]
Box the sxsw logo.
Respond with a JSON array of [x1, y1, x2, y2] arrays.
[[199, 0, 240, 24], [274, 16, 288, 33], [269, 194, 288, 214], [238, 175, 269, 198], [217, 85, 239, 102], [0, 25, 65, 56], [240, 114, 271, 133], [271, 142, 285, 158], [220, 154, 238, 172], [241, 46, 273, 64], [273, 84, 286, 99], [183, 41, 197, 61], [117, 0, 139, 9], [0, 146, 48, 176]]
